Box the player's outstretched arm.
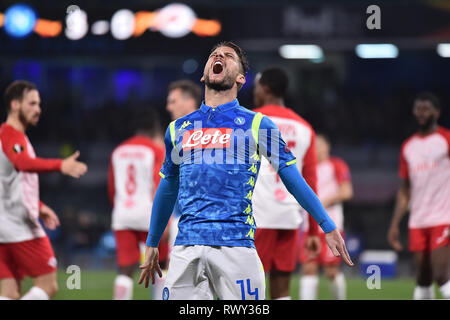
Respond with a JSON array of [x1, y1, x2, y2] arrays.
[[278, 164, 354, 266], [139, 175, 179, 287], [387, 179, 410, 251], [60, 151, 88, 178]]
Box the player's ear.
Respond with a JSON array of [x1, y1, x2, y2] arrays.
[[10, 99, 20, 113], [200, 75, 205, 83], [262, 84, 271, 95], [236, 73, 246, 87]]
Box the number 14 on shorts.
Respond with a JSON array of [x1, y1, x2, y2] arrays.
[[236, 279, 259, 300]]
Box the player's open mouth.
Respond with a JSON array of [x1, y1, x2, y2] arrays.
[[213, 61, 223, 74]]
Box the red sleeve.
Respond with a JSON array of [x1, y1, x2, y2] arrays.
[[399, 143, 409, 179], [107, 155, 115, 206], [152, 145, 164, 197], [302, 130, 319, 236], [1, 128, 62, 173], [330, 157, 351, 185], [438, 127, 450, 157]]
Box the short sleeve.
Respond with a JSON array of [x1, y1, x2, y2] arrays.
[[159, 123, 180, 179], [331, 158, 351, 184], [257, 115, 297, 172], [398, 143, 409, 179]]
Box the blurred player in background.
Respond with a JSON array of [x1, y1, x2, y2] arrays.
[[107, 109, 165, 300], [138, 41, 352, 300], [299, 133, 353, 300], [388, 92, 450, 299], [165, 79, 202, 246], [0, 80, 87, 300], [251, 67, 320, 300]]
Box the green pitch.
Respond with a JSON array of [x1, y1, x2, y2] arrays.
[[20, 269, 442, 300]]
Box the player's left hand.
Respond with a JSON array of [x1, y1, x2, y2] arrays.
[[325, 229, 354, 266], [138, 246, 163, 288], [304, 235, 321, 261], [39, 204, 60, 230]]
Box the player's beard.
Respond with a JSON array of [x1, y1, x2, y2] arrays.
[[417, 115, 436, 133], [203, 72, 235, 91], [18, 108, 37, 128]]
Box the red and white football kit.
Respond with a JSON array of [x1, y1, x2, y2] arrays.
[[108, 135, 166, 267], [300, 157, 351, 265], [0, 123, 61, 279], [399, 127, 450, 252], [252, 105, 318, 272]]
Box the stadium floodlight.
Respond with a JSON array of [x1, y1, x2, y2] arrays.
[[355, 44, 399, 59], [65, 7, 88, 40], [4, 4, 37, 38], [436, 43, 450, 58], [111, 9, 135, 40], [91, 20, 109, 35], [279, 45, 324, 60], [156, 3, 197, 38]]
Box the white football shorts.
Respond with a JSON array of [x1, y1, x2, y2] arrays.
[[161, 245, 265, 300]]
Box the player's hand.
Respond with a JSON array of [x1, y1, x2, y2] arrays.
[[304, 235, 321, 261], [138, 246, 163, 288], [325, 229, 354, 266], [387, 224, 403, 251], [61, 151, 88, 178], [39, 204, 60, 230]]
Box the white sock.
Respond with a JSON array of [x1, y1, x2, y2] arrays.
[[151, 270, 167, 300], [300, 275, 319, 300], [329, 273, 346, 300], [20, 286, 49, 300], [113, 275, 134, 300], [413, 285, 435, 300], [274, 296, 291, 300], [0, 296, 12, 300], [439, 280, 450, 299]]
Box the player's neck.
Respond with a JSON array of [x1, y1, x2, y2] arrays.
[[263, 97, 284, 107], [6, 116, 26, 133], [204, 87, 237, 108], [417, 123, 438, 136]]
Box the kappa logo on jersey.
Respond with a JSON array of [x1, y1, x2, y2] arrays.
[[13, 144, 24, 153], [182, 128, 232, 150], [179, 120, 192, 131]]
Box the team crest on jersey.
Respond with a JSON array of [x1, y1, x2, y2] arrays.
[[162, 287, 169, 300], [234, 116, 246, 126], [13, 144, 24, 153]]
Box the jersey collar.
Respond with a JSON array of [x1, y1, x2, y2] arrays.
[[200, 99, 240, 113]]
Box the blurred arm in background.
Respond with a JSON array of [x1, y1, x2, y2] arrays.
[[388, 178, 410, 251]]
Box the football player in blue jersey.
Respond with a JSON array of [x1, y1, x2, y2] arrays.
[[138, 41, 353, 300]]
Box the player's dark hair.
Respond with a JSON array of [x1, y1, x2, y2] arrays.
[[415, 92, 441, 110], [168, 80, 202, 106], [133, 108, 161, 137], [4, 80, 37, 113], [259, 68, 289, 98], [211, 41, 249, 76]]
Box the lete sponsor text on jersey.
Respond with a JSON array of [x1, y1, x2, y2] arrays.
[[182, 128, 232, 150]]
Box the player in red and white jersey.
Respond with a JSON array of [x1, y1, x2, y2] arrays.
[[0, 80, 87, 300], [388, 92, 450, 299], [252, 68, 321, 300], [299, 134, 353, 300], [108, 110, 165, 300]]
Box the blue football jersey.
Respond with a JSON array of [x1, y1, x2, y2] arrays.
[[159, 99, 297, 248]]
